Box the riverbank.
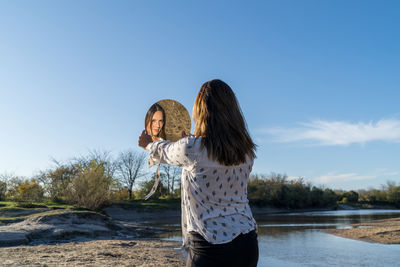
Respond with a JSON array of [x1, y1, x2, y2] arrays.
[[0, 209, 185, 266], [0, 239, 185, 266], [327, 217, 400, 244]]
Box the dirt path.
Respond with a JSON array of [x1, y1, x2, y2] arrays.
[[327, 217, 400, 244], [0, 239, 185, 267]]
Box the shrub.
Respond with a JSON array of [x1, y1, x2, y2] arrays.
[[0, 181, 6, 200], [67, 160, 112, 211], [111, 188, 131, 201], [17, 178, 44, 203]]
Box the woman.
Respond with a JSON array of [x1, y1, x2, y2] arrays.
[[144, 103, 166, 141], [138, 79, 258, 267]]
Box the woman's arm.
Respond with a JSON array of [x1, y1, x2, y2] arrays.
[[139, 130, 195, 168]]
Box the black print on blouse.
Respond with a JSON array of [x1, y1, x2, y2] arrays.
[[230, 184, 233, 189], [240, 168, 242, 173], [223, 232, 227, 236], [227, 177, 231, 182], [201, 200, 205, 204], [225, 169, 228, 174], [224, 191, 227, 196], [210, 206, 214, 211], [212, 191, 216, 196], [231, 217, 235, 222], [241, 182, 244, 187], [213, 230, 217, 234], [213, 170, 217, 174], [195, 190, 198, 195], [207, 196, 210, 201], [188, 146, 192, 149], [235, 190, 238, 195], [194, 177, 197, 182], [233, 169, 236, 174], [203, 175, 207, 179], [200, 168, 204, 172], [216, 176, 220, 182], [223, 207, 227, 212], [213, 221, 217, 225], [219, 184, 222, 190], [248, 165, 251, 170], [196, 203, 199, 208], [199, 188, 202, 192], [206, 182, 210, 188], [207, 209, 210, 214], [200, 213, 203, 219], [218, 198, 221, 203], [222, 223, 226, 227]]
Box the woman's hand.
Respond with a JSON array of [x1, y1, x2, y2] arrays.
[[138, 130, 153, 149]]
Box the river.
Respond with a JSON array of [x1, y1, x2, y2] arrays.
[[155, 209, 400, 266]]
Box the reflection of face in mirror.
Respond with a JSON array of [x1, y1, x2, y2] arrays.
[[145, 103, 166, 141]]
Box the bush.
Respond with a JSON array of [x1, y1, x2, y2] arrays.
[[17, 179, 44, 203], [0, 181, 6, 200], [111, 188, 131, 201], [66, 160, 112, 211]]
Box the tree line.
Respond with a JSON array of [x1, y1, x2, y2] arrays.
[[1, 152, 399, 210], [0, 150, 181, 210]]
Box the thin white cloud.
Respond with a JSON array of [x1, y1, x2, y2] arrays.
[[315, 172, 376, 184], [263, 119, 400, 146]]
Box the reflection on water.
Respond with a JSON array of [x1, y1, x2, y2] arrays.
[[156, 210, 400, 266]]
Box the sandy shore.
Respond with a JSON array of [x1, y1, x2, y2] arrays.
[[0, 209, 186, 266], [327, 217, 400, 244], [0, 239, 185, 267]]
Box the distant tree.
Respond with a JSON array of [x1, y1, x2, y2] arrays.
[[387, 185, 400, 207], [35, 163, 78, 201], [135, 175, 168, 199], [0, 181, 6, 200], [344, 190, 359, 203], [161, 165, 181, 197], [115, 150, 147, 200], [17, 178, 44, 203], [5, 176, 25, 200]]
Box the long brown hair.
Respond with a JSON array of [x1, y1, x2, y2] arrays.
[[193, 79, 256, 165], [145, 103, 166, 139]]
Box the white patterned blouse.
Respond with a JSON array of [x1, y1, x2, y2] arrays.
[[146, 136, 257, 247]]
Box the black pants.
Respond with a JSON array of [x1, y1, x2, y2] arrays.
[[186, 230, 259, 267]]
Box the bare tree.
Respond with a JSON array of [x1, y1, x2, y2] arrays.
[[116, 150, 147, 199], [161, 165, 181, 196]]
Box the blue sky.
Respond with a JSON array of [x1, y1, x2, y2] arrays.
[[0, 1, 399, 190]]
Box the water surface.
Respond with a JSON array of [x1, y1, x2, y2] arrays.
[[156, 209, 400, 266]]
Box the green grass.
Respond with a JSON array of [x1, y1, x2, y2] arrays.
[[115, 198, 181, 211], [0, 200, 80, 225]]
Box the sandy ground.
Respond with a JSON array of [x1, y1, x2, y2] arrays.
[[0, 209, 186, 266], [0, 239, 185, 267], [327, 217, 400, 244]]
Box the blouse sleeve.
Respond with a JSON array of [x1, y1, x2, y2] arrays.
[[147, 137, 195, 168]]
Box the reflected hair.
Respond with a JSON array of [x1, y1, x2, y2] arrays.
[[144, 103, 166, 139], [193, 79, 256, 166]]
